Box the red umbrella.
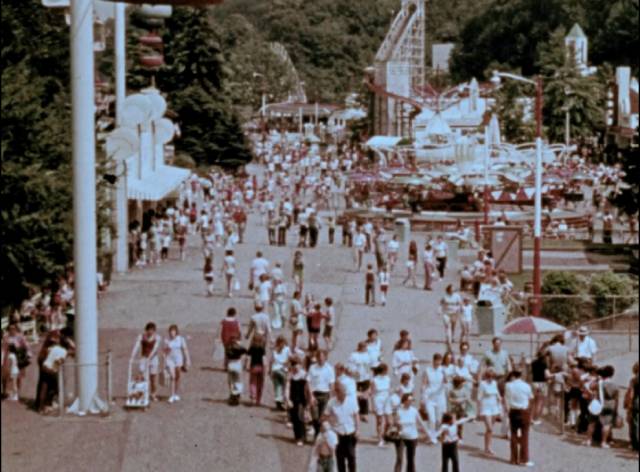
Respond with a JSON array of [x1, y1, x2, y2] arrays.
[[502, 316, 565, 335]]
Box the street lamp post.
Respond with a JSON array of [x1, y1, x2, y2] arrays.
[[69, 0, 103, 414], [492, 71, 544, 316]]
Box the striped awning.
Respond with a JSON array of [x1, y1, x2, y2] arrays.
[[127, 165, 190, 201]]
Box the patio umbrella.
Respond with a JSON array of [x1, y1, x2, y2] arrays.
[[502, 316, 565, 335], [503, 316, 566, 355]]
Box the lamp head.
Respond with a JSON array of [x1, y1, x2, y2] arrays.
[[490, 71, 501, 85]]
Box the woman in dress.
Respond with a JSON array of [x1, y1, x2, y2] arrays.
[[423, 243, 435, 291], [163, 324, 191, 403], [477, 369, 502, 455], [371, 363, 391, 447], [285, 358, 311, 446], [392, 338, 418, 390], [223, 249, 237, 298], [272, 278, 287, 330], [130, 322, 162, 401], [402, 240, 418, 288], [292, 250, 305, 294], [270, 335, 291, 411], [440, 285, 462, 349]]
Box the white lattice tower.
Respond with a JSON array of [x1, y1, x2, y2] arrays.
[[374, 0, 425, 99]]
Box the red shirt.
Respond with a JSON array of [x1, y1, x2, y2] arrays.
[[308, 311, 324, 330], [220, 318, 241, 346]]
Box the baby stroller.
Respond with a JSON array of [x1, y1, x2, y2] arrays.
[[125, 358, 150, 410]]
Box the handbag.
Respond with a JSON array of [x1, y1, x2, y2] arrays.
[[588, 380, 604, 416], [233, 278, 241, 291]]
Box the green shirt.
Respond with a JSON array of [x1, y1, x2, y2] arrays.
[[483, 349, 510, 377]]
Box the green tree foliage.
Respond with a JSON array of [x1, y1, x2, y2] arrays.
[[212, 0, 397, 103], [541, 271, 586, 325], [125, 7, 252, 168], [588, 272, 636, 318], [450, 0, 639, 82], [491, 78, 536, 143], [537, 28, 605, 142], [1, 1, 73, 310]]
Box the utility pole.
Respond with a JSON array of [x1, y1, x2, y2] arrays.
[[69, 0, 104, 415], [532, 75, 544, 317]]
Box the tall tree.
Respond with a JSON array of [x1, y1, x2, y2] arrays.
[[537, 27, 605, 142]]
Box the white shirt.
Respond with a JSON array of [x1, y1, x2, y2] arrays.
[[259, 280, 272, 302], [437, 423, 460, 443], [574, 336, 598, 359], [271, 346, 291, 372], [353, 233, 366, 248], [434, 241, 448, 258], [43, 345, 67, 372], [384, 393, 402, 415], [251, 257, 270, 277], [505, 378, 533, 410], [337, 374, 357, 403], [378, 271, 390, 286], [307, 363, 335, 393], [348, 351, 373, 382], [367, 339, 382, 366], [250, 311, 271, 337], [424, 365, 446, 400], [387, 239, 400, 254], [392, 349, 416, 376], [327, 397, 359, 435], [397, 406, 421, 439]]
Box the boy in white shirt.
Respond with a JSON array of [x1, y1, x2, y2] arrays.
[[378, 264, 390, 306]]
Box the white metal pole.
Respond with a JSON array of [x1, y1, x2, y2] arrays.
[[534, 136, 543, 253], [114, 2, 128, 274], [70, 0, 101, 414], [114, 2, 126, 125]]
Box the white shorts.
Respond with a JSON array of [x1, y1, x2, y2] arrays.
[[138, 356, 159, 376]]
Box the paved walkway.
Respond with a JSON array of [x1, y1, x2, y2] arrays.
[[2, 203, 638, 472]]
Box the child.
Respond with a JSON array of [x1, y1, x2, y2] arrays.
[[204, 257, 215, 296], [127, 373, 148, 407], [161, 230, 171, 261], [327, 216, 336, 245], [460, 297, 473, 343], [306, 303, 325, 351], [5, 345, 20, 401], [365, 264, 376, 306], [378, 264, 390, 306], [438, 412, 474, 472], [313, 420, 338, 472], [323, 298, 335, 350], [447, 376, 475, 440]]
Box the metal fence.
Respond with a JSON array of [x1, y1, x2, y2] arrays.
[[56, 351, 114, 417]]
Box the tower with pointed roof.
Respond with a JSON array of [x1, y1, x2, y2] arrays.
[[565, 23, 588, 69]]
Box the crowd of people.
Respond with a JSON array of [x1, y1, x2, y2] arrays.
[[2, 130, 638, 472]]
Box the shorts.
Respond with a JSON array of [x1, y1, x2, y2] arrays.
[[323, 325, 333, 338], [600, 408, 616, 426], [138, 356, 159, 376], [308, 326, 321, 335], [533, 382, 548, 396]]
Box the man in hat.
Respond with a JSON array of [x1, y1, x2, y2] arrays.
[[572, 326, 598, 366]]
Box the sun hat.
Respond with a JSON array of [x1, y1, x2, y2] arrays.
[[578, 326, 589, 335]]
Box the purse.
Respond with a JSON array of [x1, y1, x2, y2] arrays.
[[588, 380, 604, 416]]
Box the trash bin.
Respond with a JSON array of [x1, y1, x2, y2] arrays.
[[476, 300, 506, 335], [395, 218, 410, 242]]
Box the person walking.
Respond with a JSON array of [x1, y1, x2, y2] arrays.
[[289, 291, 305, 349], [623, 362, 639, 452], [422, 353, 447, 444], [130, 322, 162, 402], [349, 342, 373, 422], [387, 235, 400, 272], [223, 250, 238, 298], [220, 308, 241, 371], [482, 337, 512, 437], [372, 363, 391, 447], [270, 335, 291, 411], [246, 334, 267, 406], [402, 241, 418, 288], [437, 413, 473, 472], [323, 298, 335, 350], [379, 264, 390, 307], [440, 285, 462, 349], [327, 383, 359, 472], [313, 420, 339, 472], [353, 227, 366, 272], [434, 236, 448, 279], [423, 243, 435, 291], [2, 324, 31, 401], [293, 251, 305, 294], [285, 358, 311, 446], [225, 335, 247, 406], [478, 369, 502, 455], [365, 264, 376, 307], [393, 393, 428, 472], [163, 324, 191, 404], [308, 350, 335, 437], [505, 370, 534, 467], [204, 256, 215, 296], [272, 278, 287, 330]]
